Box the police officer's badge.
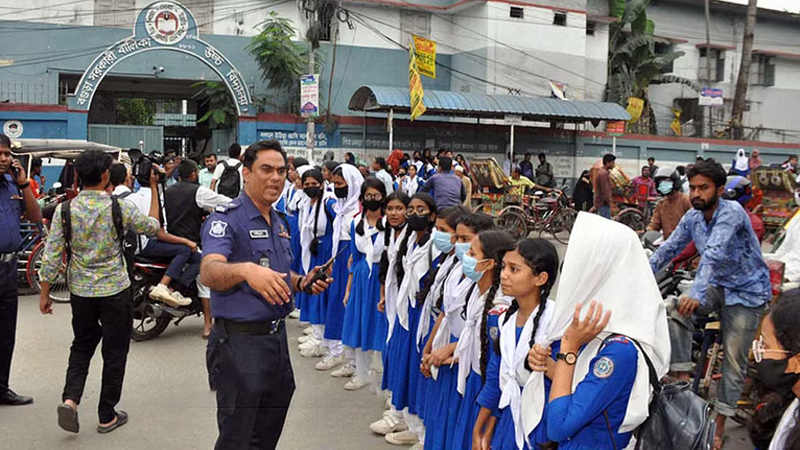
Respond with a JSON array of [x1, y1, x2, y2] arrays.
[[593, 357, 614, 379], [209, 220, 228, 238]]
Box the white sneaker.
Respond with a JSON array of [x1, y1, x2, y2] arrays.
[[170, 291, 192, 306], [299, 345, 326, 358], [370, 414, 407, 435], [149, 284, 190, 307], [384, 395, 392, 410], [288, 309, 300, 319], [315, 355, 343, 371], [344, 375, 370, 391], [408, 443, 424, 450], [299, 338, 320, 350], [330, 363, 356, 378], [303, 326, 314, 335], [385, 430, 419, 446], [298, 334, 314, 344]]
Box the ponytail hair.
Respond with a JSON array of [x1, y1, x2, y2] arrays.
[[395, 192, 437, 283], [468, 229, 514, 382]]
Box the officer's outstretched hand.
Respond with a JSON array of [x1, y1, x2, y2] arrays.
[[303, 266, 333, 295], [248, 265, 291, 305]]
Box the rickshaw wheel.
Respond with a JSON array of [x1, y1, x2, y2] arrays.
[[616, 208, 645, 232], [497, 208, 529, 239], [550, 208, 578, 245]]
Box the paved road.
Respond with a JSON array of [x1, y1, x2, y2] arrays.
[[0, 236, 754, 449]]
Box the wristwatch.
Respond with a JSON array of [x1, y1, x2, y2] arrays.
[[556, 351, 578, 365]]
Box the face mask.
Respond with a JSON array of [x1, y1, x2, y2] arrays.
[[304, 186, 321, 199], [407, 214, 430, 231], [432, 229, 454, 253], [755, 358, 800, 396], [334, 186, 348, 199], [363, 199, 383, 211], [454, 242, 471, 261], [657, 180, 674, 195], [461, 254, 487, 282]]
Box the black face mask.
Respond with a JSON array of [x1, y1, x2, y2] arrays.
[[755, 358, 800, 396], [304, 186, 322, 199], [407, 214, 431, 232], [363, 199, 383, 211], [334, 186, 348, 199]]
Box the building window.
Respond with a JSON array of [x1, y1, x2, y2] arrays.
[[94, 0, 135, 28], [400, 11, 431, 46], [553, 11, 567, 26], [182, 0, 214, 35], [586, 21, 596, 36], [655, 42, 674, 73], [754, 55, 775, 87], [510, 6, 524, 19], [699, 47, 725, 82]]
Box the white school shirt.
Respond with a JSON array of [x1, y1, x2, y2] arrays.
[[770, 398, 799, 450]]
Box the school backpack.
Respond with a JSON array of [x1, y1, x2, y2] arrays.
[[217, 159, 242, 198]]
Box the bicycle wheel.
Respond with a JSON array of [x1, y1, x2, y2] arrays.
[[28, 243, 71, 303], [551, 208, 578, 245], [497, 208, 529, 239]]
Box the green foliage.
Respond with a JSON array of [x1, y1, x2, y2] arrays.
[[606, 0, 699, 132], [192, 81, 236, 129], [115, 98, 155, 126]]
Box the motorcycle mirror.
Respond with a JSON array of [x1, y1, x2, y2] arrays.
[[641, 230, 663, 250]]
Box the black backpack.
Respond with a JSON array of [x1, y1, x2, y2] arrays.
[[217, 160, 242, 198], [61, 196, 135, 280]]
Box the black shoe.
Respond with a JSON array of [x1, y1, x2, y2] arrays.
[[0, 389, 33, 406], [97, 411, 128, 434]]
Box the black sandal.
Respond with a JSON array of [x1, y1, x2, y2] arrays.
[[57, 403, 79, 433], [97, 411, 128, 434]]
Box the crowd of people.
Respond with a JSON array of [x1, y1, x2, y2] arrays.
[[4, 132, 800, 450]]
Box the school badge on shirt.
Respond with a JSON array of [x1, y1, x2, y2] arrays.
[[209, 220, 228, 238], [593, 357, 615, 379]]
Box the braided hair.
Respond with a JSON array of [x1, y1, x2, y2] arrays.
[[379, 191, 410, 285], [459, 213, 503, 320], [395, 192, 436, 283], [471, 230, 515, 382], [355, 176, 386, 236], [417, 205, 470, 306]]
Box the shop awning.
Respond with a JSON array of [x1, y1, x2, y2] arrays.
[[348, 85, 630, 122]]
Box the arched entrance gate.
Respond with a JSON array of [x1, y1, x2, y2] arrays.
[[67, 1, 257, 144]]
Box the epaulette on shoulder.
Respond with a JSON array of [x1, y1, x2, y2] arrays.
[[489, 305, 508, 316], [215, 202, 240, 213]]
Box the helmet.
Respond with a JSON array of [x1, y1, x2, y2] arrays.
[[722, 175, 752, 205], [653, 167, 681, 195]]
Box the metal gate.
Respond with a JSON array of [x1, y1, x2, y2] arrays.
[[88, 124, 163, 152]]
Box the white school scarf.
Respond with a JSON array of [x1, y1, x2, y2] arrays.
[[453, 285, 514, 394], [396, 232, 441, 330], [519, 212, 670, 442], [285, 166, 312, 216], [331, 164, 364, 252], [499, 302, 554, 450], [415, 254, 457, 351], [402, 175, 421, 196], [429, 270, 472, 380], [385, 225, 407, 342], [299, 194, 335, 273], [353, 214, 385, 276], [770, 398, 799, 450]]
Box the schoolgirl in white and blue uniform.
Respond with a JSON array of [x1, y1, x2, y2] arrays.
[[384, 192, 441, 446], [285, 166, 310, 313], [474, 237, 559, 450], [319, 164, 364, 362], [522, 213, 670, 450], [341, 177, 388, 390], [399, 164, 424, 197], [296, 168, 336, 355]]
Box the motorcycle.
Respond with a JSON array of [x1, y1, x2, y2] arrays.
[[130, 255, 203, 341]]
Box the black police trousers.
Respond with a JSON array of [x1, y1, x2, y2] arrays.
[[0, 259, 18, 394], [208, 321, 295, 450]]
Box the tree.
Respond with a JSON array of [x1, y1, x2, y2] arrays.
[[605, 0, 700, 134], [191, 81, 236, 130], [115, 98, 155, 126], [731, 0, 758, 140]]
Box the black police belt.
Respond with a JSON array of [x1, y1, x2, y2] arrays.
[[216, 317, 285, 336]]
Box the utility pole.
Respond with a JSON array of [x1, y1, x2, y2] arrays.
[[731, 0, 758, 140], [703, 0, 712, 138], [306, 49, 315, 162]]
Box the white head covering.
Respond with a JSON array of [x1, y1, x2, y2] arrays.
[[520, 212, 670, 443], [734, 148, 749, 171], [332, 164, 364, 252], [286, 165, 312, 215], [298, 173, 336, 273]]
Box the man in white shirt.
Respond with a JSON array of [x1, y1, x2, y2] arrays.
[[198, 152, 217, 188], [372, 156, 394, 194], [210, 143, 243, 197], [109, 163, 133, 198]]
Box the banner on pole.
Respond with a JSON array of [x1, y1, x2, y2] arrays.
[[626, 97, 644, 123], [607, 120, 625, 136], [699, 87, 723, 107], [300, 74, 319, 118], [409, 46, 426, 121], [413, 35, 436, 79]]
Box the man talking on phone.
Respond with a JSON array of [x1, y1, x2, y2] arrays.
[[0, 133, 42, 406]]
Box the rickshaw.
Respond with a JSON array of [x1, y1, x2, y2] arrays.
[[10, 139, 129, 303], [589, 161, 651, 231], [751, 166, 798, 237], [470, 157, 577, 243]]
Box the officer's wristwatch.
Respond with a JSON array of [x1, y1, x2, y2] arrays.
[[556, 351, 578, 365]]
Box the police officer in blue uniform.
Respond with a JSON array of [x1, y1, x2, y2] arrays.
[[200, 140, 331, 450], [0, 133, 42, 406]]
